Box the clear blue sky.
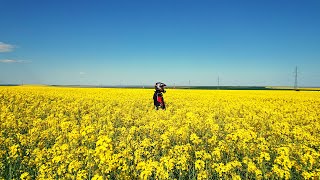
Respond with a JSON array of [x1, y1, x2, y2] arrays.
[[0, 0, 319, 86]]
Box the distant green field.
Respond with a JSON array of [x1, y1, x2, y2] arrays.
[[177, 86, 270, 90], [267, 86, 320, 91], [176, 86, 320, 91], [1, 84, 319, 91]]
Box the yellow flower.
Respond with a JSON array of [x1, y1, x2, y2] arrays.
[[9, 144, 19, 159], [1, 86, 320, 179], [197, 170, 208, 180], [20, 172, 31, 180], [190, 133, 202, 145], [195, 160, 205, 170], [91, 174, 103, 180]]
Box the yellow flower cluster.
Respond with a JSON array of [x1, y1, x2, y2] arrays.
[[0, 86, 319, 179]]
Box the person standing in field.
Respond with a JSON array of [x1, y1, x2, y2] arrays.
[[153, 82, 166, 110]]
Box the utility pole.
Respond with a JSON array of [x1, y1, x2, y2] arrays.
[[189, 80, 191, 89], [294, 66, 298, 90], [218, 76, 220, 89]]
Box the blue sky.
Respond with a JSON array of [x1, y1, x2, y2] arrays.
[[0, 0, 319, 86]]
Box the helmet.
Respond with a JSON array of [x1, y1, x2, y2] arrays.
[[155, 82, 166, 91]]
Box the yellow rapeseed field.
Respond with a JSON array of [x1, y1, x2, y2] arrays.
[[0, 86, 319, 179]]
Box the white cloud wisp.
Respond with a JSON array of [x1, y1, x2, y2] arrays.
[[0, 59, 30, 63], [0, 42, 15, 52]]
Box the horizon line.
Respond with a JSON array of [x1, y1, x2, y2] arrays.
[[1, 84, 320, 89]]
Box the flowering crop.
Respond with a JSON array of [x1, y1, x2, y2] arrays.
[[0, 86, 319, 179]]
